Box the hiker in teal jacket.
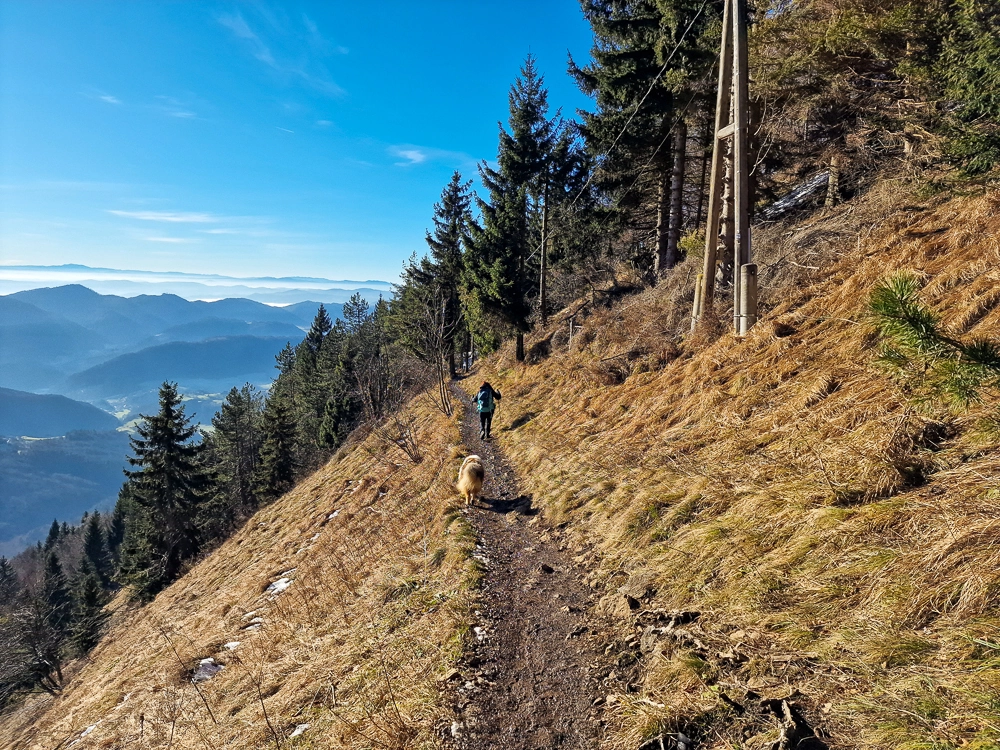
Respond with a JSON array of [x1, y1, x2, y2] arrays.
[[474, 381, 502, 439]]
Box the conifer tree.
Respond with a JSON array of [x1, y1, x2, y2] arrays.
[[106, 491, 128, 565], [211, 384, 264, 517], [255, 397, 298, 502], [465, 56, 567, 360], [425, 172, 473, 376], [81, 511, 111, 585], [304, 304, 333, 355], [70, 560, 109, 654], [43, 519, 60, 552], [117, 382, 209, 600], [571, 0, 719, 273], [41, 552, 71, 633], [342, 292, 370, 335], [0, 557, 19, 604]]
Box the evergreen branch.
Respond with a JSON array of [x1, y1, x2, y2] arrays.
[[869, 272, 1000, 409]]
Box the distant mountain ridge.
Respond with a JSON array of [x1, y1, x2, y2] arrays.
[[0, 388, 120, 437], [67, 336, 293, 396], [0, 284, 366, 555], [0, 264, 393, 303], [0, 285, 339, 392]]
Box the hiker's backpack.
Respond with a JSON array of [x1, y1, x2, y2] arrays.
[[477, 388, 494, 413]]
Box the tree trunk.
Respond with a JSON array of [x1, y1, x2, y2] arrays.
[[654, 166, 669, 277], [516, 332, 525, 363], [666, 118, 687, 269], [696, 121, 710, 228], [718, 137, 735, 288], [540, 182, 549, 327]]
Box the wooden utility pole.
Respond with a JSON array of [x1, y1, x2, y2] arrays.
[[540, 180, 549, 328], [691, 0, 756, 335]]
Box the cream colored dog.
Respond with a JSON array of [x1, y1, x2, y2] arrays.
[[457, 455, 485, 507]]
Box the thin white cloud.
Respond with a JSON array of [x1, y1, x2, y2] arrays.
[[276, 126, 294, 133], [154, 95, 199, 120], [144, 237, 195, 243], [388, 144, 476, 168], [218, 10, 344, 97], [109, 210, 218, 223], [391, 148, 428, 167], [315, 119, 333, 127], [82, 89, 123, 105], [218, 12, 275, 66]]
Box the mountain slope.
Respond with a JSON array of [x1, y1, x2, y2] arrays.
[[0, 401, 476, 749], [0, 431, 130, 556], [66, 336, 293, 396], [465, 187, 1000, 749], [138, 318, 305, 346], [6, 187, 1000, 749], [0, 388, 119, 436]]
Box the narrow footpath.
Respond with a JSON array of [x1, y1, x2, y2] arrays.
[[442, 383, 607, 749]]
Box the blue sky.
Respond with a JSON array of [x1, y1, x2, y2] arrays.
[[0, 1, 595, 283]]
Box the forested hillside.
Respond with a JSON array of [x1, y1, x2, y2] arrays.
[[3, 1, 1000, 748]]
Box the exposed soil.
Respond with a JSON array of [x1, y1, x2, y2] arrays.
[[441, 383, 608, 749]]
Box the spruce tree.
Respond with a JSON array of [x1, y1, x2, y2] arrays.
[[106, 491, 128, 565], [0, 557, 19, 604], [117, 382, 209, 600], [43, 519, 61, 552], [425, 172, 473, 376], [465, 56, 567, 360], [255, 397, 298, 502], [304, 304, 333, 355], [571, 0, 719, 273], [342, 293, 370, 335], [41, 552, 71, 633], [211, 384, 264, 517], [70, 560, 109, 654], [81, 511, 111, 585]]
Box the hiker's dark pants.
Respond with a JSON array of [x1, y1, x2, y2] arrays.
[[479, 410, 493, 436]]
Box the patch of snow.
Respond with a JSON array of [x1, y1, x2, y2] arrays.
[[81, 722, 101, 736], [473, 626, 487, 642], [280, 567, 297, 577], [289, 723, 310, 738], [241, 610, 258, 620], [310, 532, 320, 541], [266, 577, 292, 595], [192, 658, 224, 683], [223, 641, 241, 650], [328, 510, 340, 519]]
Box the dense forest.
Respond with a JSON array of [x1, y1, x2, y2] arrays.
[[3, 0, 1000, 706]]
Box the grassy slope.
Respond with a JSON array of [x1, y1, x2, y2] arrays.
[[468, 189, 1000, 750], [0, 400, 475, 750]]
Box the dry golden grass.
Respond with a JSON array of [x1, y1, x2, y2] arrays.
[[0, 400, 475, 750], [470, 186, 1000, 749]]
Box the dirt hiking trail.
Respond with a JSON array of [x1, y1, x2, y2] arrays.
[[441, 384, 608, 749]]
